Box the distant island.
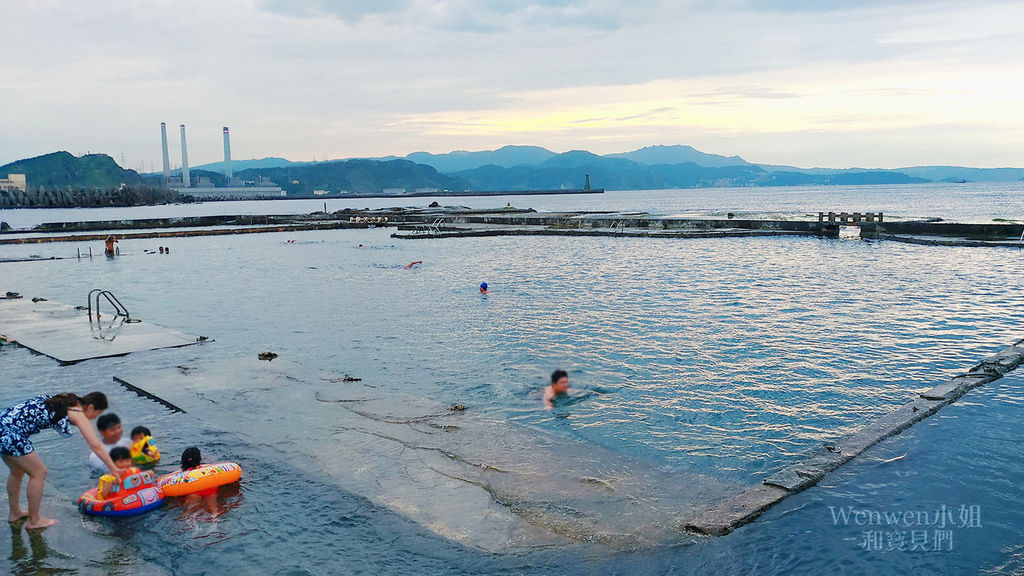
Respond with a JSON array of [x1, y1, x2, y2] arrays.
[[2, 145, 1022, 208]]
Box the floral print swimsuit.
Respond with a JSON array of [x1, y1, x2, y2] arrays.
[[0, 395, 73, 457]]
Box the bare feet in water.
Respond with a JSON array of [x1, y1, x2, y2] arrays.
[[8, 510, 28, 523], [25, 517, 59, 530]]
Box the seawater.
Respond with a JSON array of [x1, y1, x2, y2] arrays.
[[3, 181, 1024, 230], [2, 184, 1024, 574]]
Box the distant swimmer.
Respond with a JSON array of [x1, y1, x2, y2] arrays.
[[479, 282, 488, 294], [104, 235, 118, 256], [543, 369, 570, 409], [405, 261, 422, 269]]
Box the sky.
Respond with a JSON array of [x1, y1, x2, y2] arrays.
[[1, 0, 1023, 171]]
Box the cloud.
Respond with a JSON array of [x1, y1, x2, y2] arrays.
[[258, 0, 412, 22], [2, 0, 1024, 168], [259, 0, 628, 31]]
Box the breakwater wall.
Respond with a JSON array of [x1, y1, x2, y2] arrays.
[[0, 221, 371, 245], [683, 339, 1024, 536], [861, 221, 1024, 239], [5, 207, 1024, 247], [391, 212, 835, 232]]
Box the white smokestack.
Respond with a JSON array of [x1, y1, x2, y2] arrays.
[[180, 124, 191, 189], [160, 123, 171, 185], [223, 126, 232, 180]]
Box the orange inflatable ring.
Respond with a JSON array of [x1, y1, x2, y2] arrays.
[[156, 462, 242, 497], [78, 471, 164, 516]]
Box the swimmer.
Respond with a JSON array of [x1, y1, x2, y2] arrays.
[[405, 261, 422, 269], [479, 282, 488, 294], [104, 235, 117, 256], [543, 369, 570, 409]]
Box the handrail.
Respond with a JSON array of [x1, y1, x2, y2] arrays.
[[88, 289, 132, 323]]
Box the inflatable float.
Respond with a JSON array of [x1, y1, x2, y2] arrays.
[[130, 435, 161, 464], [156, 462, 242, 497], [78, 470, 164, 516]]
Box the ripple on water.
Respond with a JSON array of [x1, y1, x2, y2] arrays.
[[3, 225, 1024, 572]]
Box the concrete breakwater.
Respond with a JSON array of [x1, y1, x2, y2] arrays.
[[683, 339, 1024, 536], [3, 206, 1024, 246]]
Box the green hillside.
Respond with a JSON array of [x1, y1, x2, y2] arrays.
[[0, 151, 143, 190], [237, 158, 467, 195]]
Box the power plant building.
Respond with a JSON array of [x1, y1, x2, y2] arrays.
[[161, 123, 283, 199]]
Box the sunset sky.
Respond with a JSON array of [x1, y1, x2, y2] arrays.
[[2, 0, 1022, 170]]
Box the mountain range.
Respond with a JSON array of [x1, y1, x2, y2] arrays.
[[5, 146, 1024, 197], [188, 144, 1024, 186]]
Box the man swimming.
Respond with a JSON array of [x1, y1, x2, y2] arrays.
[[543, 369, 570, 409]]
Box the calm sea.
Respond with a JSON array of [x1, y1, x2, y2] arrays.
[[2, 181, 1024, 231], [2, 182, 1024, 574]]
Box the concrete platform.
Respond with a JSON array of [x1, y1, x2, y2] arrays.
[[0, 298, 201, 364], [115, 357, 737, 552]]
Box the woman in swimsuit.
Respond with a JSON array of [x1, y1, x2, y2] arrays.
[[1, 392, 124, 529]]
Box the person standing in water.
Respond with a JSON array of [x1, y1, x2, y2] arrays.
[[1, 392, 124, 529], [543, 369, 571, 408], [104, 235, 118, 256]]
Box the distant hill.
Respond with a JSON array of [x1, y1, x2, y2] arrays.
[[5, 143, 1020, 206], [404, 144, 940, 189], [608, 145, 751, 168], [894, 166, 1024, 183], [453, 151, 767, 191], [186, 157, 297, 174], [403, 145, 557, 173], [0, 151, 142, 189], [235, 159, 467, 195], [453, 149, 927, 191]]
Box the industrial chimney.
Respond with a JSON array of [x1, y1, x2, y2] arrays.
[[223, 127, 232, 180], [180, 124, 191, 189], [160, 123, 171, 185]]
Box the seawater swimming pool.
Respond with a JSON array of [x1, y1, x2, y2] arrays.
[[2, 218, 1024, 573]]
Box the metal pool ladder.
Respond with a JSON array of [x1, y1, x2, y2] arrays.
[[87, 289, 136, 323]]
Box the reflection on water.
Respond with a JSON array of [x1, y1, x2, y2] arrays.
[[7, 524, 66, 576], [163, 483, 243, 545]]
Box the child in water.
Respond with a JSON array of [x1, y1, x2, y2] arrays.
[[96, 447, 140, 499], [129, 426, 161, 464], [180, 446, 202, 471], [179, 446, 222, 513]]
